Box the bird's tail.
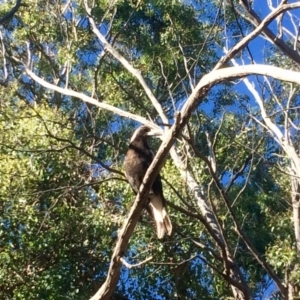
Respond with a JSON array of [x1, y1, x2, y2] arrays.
[[148, 195, 172, 239]]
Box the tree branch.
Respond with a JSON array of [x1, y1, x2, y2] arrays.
[[13, 59, 160, 132], [120, 256, 153, 269], [238, 1, 300, 65], [215, 2, 300, 69], [83, 0, 168, 124], [0, 0, 21, 25]]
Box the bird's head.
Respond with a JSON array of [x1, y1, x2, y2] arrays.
[[130, 125, 162, 143]]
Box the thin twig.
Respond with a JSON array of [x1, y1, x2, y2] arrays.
[[120, 256, 153, 269]]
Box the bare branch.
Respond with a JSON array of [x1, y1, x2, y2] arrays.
[[233, 65, 300, 163], [83, 0, 168, 124], [237, 1, 300, 66], [16, 61, 160, 131], [0, 29, 8, 85], [216, 2, 300, 69], [22, 58, 300, 140], [0, 0, 22, 25], [120, 256, 153, 269]]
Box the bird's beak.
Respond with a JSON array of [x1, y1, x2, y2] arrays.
[[147, 128, 163, 137]]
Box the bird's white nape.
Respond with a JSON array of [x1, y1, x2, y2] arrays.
[[146, 127, 163, 137]]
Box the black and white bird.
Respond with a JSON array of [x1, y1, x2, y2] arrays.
[[124, 125, 172, 239]]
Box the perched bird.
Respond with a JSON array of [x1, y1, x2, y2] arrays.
[[124, 125, 172, 239]]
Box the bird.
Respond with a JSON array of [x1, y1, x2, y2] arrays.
[[124, 125, 172, 239]]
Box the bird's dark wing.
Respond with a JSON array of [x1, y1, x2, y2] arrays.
[[124, 125, 172, 239], [124, 145, 152, 194]]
